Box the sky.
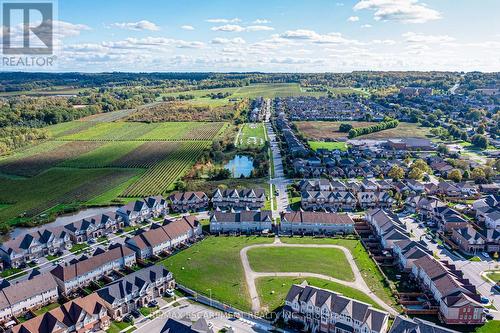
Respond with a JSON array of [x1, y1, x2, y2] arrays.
[[2, 0, 500, 72]]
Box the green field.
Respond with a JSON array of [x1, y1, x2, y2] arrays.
[[279, 237, 397, 307], [160, 83, 326, 106], [161, 236, 274, 311], [308, 141, 347, 151], [486, 271, 500, 283], [237, 123, 267, 149], [247, 247, 354, 281], [256, 276, 381, 313], [474, 321, 500, 333], [60, 141, 143, 168]]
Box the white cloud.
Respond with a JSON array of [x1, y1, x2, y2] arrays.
[[211, 24, 245, 32], [353, 0, 441, 23], [181, 25, 195, 31], [279, 29, 359, 45], [110, 20, 160, 31], [371, 39, 397, 45], [246, 25, 274, 32], [403, 32, 455, 43], [253, 19, 270, 24], [361, 24, 372, 28], [206, 18, 241, 23], [211, 24, 274, 32], [211, 37, 246, 45], [347, 16, 360, 22]]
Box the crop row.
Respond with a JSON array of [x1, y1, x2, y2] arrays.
[[121, 141, 209, 197]]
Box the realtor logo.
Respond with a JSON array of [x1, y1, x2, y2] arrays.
[[2, 1, 53, 54]]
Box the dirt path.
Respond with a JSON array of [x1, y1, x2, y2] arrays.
[[240, 239, 397, 315]]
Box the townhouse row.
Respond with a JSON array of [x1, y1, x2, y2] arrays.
[[365, 209, 485, 325]]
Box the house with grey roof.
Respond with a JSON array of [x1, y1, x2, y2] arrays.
[[0, 227, 71, 268], [388, 315, 459, 333], [97, 265, 174, 319], [64, 211, 124, 243], [209, 210, 272, 234], [168, 191, 209, 213], [451, 226, 485, 254], [0, 273, 59, 323], [283, 282, 389, 333], [160, 317, 215, 333], [211, 188, 266, 211]]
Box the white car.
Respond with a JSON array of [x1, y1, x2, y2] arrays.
[[482, 252, 490, 258]]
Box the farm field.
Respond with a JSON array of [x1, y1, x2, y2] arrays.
[[159, 83, 326, 106], [247, 247, 354, 281], [0, 114, 227, 228], [279, 237, 397, 307], [308, 141, 347, 151], [0, 168, 140, 226], [122, 141, 211, 196], [237, 123, 266, 149], [256, 277, 381, 313], [295, 121, 431, 141], [0, 86, 88, 97], [161, 236, 274, 311]]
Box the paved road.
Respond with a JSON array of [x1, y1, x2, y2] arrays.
[[240, 237, 398, 315], [265, 121, 290, 218]]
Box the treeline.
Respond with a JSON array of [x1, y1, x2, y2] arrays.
[[0, 127, 49, 155], [348, 119, 399, 138]]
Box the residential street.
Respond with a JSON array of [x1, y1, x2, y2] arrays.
[[401, 214, 500, 319]]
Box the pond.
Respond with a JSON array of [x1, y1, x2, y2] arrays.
[[224, 155, 254, 178]]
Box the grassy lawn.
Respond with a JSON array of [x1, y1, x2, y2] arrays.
[[256, 276, 382, 314], [279, 237, 397, 308], [33, 302, 60, 316], [486, 271, 500, 283], [139, 306, 158, 317], [107, 321, 135, 333], [161, 236, 273, 311], [69, 243, 90, 253], [247, 247, 354, 281], [474, 321, 500, 333], [237, 123, 267, 149], [308, 141, 347, 151], [1, 267, 25, 278]]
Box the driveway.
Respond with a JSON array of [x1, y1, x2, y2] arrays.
[[240, 237, 398, 315]]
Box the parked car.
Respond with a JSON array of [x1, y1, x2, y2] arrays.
[[486, 313, 494, 320], [130, 309, 141, 318], [87, 238, 96, 244], [148, 300, 158, 307], [165, 289, 175, 297], [482, 252, 490, 258], [480, 296, 489, 304], [123, 314, 134, 323]]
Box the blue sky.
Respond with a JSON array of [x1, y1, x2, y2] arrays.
[[4, 0, 500, 72]]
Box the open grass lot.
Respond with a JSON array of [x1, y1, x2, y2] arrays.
[[256, 277, 381, 313], [161, 236, 274, 311], [279, 237, 397, 308], [247, 247, 354, 281], [295, 121, 375, 140], [308, 141, 347, 151], [237, 123, 266, 149], [0, 86, 88, 97], [295, 121, 432, 141]]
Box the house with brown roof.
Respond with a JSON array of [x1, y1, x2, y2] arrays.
[[0, 227, 71, 268], [168, 191, 209, 212], [0, 273, 59, 323], [283, 282, 389, 333], [9, 292, 110, 333], [125, 216, 202, 259], [209, 211, 273, 234], [50, 244, 136, 294], [281, 212, 354, 235]]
